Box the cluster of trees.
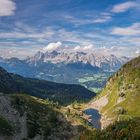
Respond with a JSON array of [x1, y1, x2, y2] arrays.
[[79, 117, 140, 140], [11, 95, 75, 139], [0, 66, 95, 105]]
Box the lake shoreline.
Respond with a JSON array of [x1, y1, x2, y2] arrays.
[[84, 108, 101, 129]]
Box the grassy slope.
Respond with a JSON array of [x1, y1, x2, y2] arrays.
[[100, 55, 140, 120], [0, 94, 93, 139], [78, 117, 140, 140], [11, 94, 73, 139], [77, 56, 140, 140], [1, 95, 138, 140]]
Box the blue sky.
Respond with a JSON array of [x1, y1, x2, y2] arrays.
[[0, 0, 140, 58]]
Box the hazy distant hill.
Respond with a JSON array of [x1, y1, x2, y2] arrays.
[[0, 66, 95, 104]]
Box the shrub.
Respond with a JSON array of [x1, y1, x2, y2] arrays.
[[0, 116, 14, 136]]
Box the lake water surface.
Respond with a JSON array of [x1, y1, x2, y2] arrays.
[[84, 108, 101, 129]]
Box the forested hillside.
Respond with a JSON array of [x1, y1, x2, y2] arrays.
[[0, 67, 95, 105]]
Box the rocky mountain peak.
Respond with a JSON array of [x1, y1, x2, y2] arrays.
[[27, 50, 130, 71]]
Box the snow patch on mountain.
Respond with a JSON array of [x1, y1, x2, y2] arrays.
[[27, 50, 129, 71]]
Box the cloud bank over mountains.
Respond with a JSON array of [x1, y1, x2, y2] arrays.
[[42, 42, 94, 52], [43, 42, 62, 52], [0, 0, 140, 59], [0, 41, 139, 59]]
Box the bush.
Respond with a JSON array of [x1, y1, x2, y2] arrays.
[[0, 116, 14, 136]]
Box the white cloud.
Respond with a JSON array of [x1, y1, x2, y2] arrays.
[[136, 50, 140, 54], [0, 41, 139, 59], [43, 42, 62, 52], [111, 23, 140, 36], [74, 46, 81, 51], [0, 22, 56, 43], [42, 42, 94, 53], [57, 29, 92, 45], [62, 14, 112, 26], [0, 0, 16, 16], [14, 22, 36, 33], [83, 44, 93, 50], [95, 45, 140, 57], [0, 31, 54, 39], [0, 47, 40, 59], [93, 15, 112, 23], [0, 22, 55, 39], [111, 1, 137, 13], [73, 44, 94, 51], [72, 44, 139, 57], [0, 22, 139, 58]]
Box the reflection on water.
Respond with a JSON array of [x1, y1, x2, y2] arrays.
[[84, 108, 101, 129]]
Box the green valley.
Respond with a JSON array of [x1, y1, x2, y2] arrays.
[[0, 55, 140, 140], [1, 0, 140, 139], [0, 67, 95, 105], [78, 72, 113, 93]]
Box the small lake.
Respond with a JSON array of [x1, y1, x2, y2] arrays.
[[84, 108, 101, 129]]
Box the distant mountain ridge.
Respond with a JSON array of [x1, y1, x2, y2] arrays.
[[0, 51, 130, 92], [27, 50, 129, 71], [0, 66, 95, 104], [0, 50, 129, 71]]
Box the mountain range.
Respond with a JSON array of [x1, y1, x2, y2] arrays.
[[0, 50, 130, 92], [27, 51, 129, 71], [0, 55, 140, 140]]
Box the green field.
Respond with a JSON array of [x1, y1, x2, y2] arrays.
[[78, 76, 96, 83], [78, 73, 113, 93], [89, 87, 102, 93]]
